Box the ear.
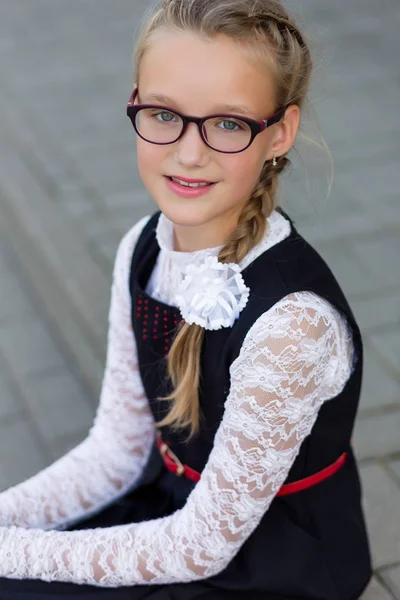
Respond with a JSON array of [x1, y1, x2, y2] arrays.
[[267, 104, 300, 161]]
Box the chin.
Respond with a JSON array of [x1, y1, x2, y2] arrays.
[[155, 197, 218, 228]]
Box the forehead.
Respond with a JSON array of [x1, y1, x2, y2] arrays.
[[138, 30, 276, 117]]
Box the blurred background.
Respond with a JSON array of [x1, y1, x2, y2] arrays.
[[0, 0, 399, 597]]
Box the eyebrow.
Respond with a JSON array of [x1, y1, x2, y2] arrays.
[[141, 93, 255, 116]]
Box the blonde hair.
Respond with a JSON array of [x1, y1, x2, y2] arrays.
[[133, 0, 313, 439]]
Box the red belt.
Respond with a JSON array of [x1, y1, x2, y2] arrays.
[[156, 432, 347, 496]]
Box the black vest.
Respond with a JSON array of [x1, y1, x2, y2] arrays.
[[129, 209, 372, 600]]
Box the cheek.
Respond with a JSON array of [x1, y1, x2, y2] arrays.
[[136, 139, 166, 180], [222, 149, 266, 192]]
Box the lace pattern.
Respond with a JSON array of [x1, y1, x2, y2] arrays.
[[0, 211, 355, 587]]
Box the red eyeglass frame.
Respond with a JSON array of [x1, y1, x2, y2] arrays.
[[126, 88, 287, 154]]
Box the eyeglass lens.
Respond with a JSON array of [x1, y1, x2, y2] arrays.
[[134, 108, 252, 152]]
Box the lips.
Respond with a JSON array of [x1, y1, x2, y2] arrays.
[[167, 175, 214, 185], [165, 176, 216, 198]]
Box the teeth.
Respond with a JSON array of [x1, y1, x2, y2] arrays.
[[171, 177, 210, 188]]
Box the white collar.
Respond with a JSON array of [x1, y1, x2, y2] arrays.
[[154, 208, 291, 330]]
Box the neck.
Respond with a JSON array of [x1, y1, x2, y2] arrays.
[[170, 206, 246, 253], [173, 227, 225, 252]]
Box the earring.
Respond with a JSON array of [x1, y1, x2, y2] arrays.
[[272, 155, 278, 167]]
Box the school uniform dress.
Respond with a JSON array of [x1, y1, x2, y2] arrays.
[[0, 208, 372, 600]]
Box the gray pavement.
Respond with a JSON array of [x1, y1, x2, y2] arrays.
[[0, 0, 399, 597]]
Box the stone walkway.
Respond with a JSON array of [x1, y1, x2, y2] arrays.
[[0, 0, 399, 597]]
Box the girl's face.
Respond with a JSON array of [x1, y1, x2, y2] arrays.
[[135, 30, 298, 251]]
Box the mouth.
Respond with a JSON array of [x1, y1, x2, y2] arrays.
[[164, 175, 217, 197], [166, 175, 215, 188]]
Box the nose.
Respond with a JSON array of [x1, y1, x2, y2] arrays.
[[175, 122, 209, 166]]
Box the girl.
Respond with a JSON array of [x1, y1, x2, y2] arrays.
[[0, 0, 372, 598]]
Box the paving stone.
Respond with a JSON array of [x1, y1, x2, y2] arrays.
[[360, 576, 395, 600], [78, 210, 121, 247], [0, 268, 38, 321], [369, 330, 400, 376], [381, 564, 400, 599], [352, 290, 400, 333], [0, 315, 66, 379], [0, 366, 23, 420], [334, 162, 400, 218], [68, 140, 138, 192], [360, 464, 400, 568], [90, 236, 120, 269], [0, 137, 111, 343], [97, 186, 148, 212], [0, 417, 47, 492], [107, 206, 148, 238], [24, 367, 95, 446], [377, 195, 400, 228], [312, 241, 389, 298], [350, 232, 400, 290], [388, 461, 400, 483], [315, 89, 400, 154], [57, 186, 96, 220], [0, 238, 13, 270], [358, 344, 400, 413], [300, 211, 382, 246], [283, 180, 369, 243], [353, 409, 400, 460]]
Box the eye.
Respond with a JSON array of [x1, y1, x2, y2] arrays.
[[217, 119, 246, 132], [152, 110, 177, 123]]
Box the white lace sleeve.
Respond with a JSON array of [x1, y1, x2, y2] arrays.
[[0, 292, 354, 587], [0, 215, 155, 532]]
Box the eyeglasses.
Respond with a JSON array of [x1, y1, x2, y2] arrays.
[[126, 88, 287, 154]]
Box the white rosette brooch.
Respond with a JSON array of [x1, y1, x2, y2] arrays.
[[174, 255, 250, 330]]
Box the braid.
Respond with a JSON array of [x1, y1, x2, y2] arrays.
[[249, 9, 307, 49], [156, 157, 290, 439]]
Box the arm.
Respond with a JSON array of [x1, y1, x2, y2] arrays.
[[0, 292, 354, 586], [0, 215, 155, 531]]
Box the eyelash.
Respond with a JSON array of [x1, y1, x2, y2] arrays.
[[150, 110, 246, 132]]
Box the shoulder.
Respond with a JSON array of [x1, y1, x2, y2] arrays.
[[233, 291, 355, 399], [238, 291, 349, 347]]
